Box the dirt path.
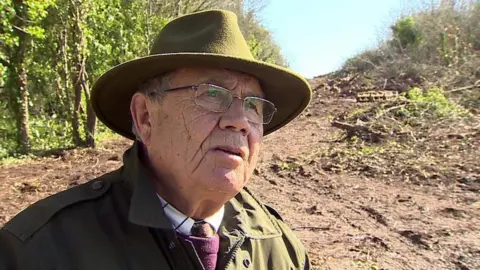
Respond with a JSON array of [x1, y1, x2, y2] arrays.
[[1, 97, 479, 269]]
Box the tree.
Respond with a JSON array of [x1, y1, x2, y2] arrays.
[[228, 0, 288, 66], [0, 0, 54, 153], [391, 16, 422, 51], [0, 0, 287, 156]]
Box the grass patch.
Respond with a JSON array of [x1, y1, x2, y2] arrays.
[[352, 260, 378, 270]]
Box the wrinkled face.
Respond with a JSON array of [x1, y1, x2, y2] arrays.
[[138, 67, 264, 202]]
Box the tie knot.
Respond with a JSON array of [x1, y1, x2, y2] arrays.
[[191, 221, 215, 237]]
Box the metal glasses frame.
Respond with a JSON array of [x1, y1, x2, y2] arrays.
[[148, 83, 277, 124]]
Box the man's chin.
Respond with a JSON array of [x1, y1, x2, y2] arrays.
[[205, 168, 244, 193]]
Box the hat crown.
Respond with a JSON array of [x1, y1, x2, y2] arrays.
[[151, 10, 254, 59]]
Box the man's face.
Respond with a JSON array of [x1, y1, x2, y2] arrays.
[[142, 67, 264, 204]]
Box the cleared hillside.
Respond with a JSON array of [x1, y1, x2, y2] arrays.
[[1, 75, 478, 269]]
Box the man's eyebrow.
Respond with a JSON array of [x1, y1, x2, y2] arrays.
[[203, 77, 231, 87], [197, 75, 265, 98], [245, 91, 264, 98]]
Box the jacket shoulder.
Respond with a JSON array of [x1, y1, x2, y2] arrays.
[[240, 187, 285, 222], [264, 204, 284, 222], [2, 169, 119, 242]]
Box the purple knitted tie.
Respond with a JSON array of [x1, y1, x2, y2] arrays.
[[184, 221, 219, 270], [191, 221, 215, 237]]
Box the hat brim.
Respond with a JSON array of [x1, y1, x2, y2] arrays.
[[91, 53, 312, 139]]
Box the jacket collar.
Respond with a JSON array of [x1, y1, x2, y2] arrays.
[[121, 142, 172, 229], [121, 142, 281, 238], [221, 187, 282, 239]]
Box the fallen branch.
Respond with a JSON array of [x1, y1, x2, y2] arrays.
[[344, 74, 359, 85], [293, 226, 330, 231], [433, 131, 480, 140], [446, 80, 480, 93], [331, 121, 387, 142], [375, 104, 407, 119]]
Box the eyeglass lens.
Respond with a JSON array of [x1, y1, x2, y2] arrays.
[[194, 84, 276, 124]]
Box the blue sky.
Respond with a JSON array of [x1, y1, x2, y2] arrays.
[[258, 0, 409, 78]]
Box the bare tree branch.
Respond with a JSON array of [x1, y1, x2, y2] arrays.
[[15, 14, 35, 24], [12, 25, 29, 35], [193, 0, 209, 12]]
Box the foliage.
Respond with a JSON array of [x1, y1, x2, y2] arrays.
[[1, 0, 57, 153], [229, 1, 287, 66], [342, 0, 480, 98], [0, 0, 284, 158], [352, 260, 378, 270], [29, 115, 73, 151], [391, 16, 422, 49], [404, 87, 470, 119], [0, 103, 16, 158], [243, 19, 287, 66]]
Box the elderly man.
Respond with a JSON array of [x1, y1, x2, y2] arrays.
[[0, 9, 312, 270]]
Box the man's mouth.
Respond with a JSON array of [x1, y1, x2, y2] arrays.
[[214, 146, 244, 159]]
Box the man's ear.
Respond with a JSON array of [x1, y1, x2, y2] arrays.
[[130, 93, 152, 145]]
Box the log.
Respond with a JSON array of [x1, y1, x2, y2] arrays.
[[331, 121, 387, 142]]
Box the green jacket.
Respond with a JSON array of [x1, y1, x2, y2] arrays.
[[0, 143, 311, 270]]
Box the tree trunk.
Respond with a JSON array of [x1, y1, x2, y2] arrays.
[[82, 79, 96, 148], [9, 2, 31, 153], [85, 99, 96, 147], [53, 25, 70, 119], [7, 63, 31, 154], [71, 71, 84, 146], [69, 2, 87, 147], [17, 64, 30, 153], [60, 25, 73, 130]]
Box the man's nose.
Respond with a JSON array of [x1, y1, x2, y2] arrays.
[[218, 99, 250, 136]]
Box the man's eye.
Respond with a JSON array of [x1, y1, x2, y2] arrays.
[[207, 89, 219, 97], [246, 100, 257, 110]]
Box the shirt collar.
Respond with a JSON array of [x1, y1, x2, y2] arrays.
[[157, 194, 224, 236]]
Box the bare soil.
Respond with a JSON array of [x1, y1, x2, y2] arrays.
[[1, 79, 479, 270]]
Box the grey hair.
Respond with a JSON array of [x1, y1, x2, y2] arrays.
[[131, 72, 173, 141]]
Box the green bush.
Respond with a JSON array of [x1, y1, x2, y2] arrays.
[[342, 0, 480, 90], [94, 121, 118, 144], [29, 114, 74, 151], [0, 102, 18, 159], [405, 87, 469, 118], [0, 114, 119, 160], [391, 16, 422, 49]]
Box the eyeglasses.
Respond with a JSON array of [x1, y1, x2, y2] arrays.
[[149, 83, 277, 124]]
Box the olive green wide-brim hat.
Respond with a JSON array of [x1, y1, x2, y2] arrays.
[[91, 9, 311, 139]]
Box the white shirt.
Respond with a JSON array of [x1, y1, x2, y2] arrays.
[[157, 194, 224, 236]]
